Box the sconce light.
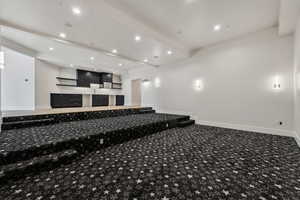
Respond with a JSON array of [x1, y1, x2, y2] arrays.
[[273, 76, 281, 90], [194, 79, 203, 91], [142, 79, 151, 87], [297, 73, 300, 90], [142, 79, 150, 83], [154, 77, 161, 88], [0, 51, 4, 69]]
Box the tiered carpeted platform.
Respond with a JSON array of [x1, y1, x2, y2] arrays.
[[0, 125, 299, 200], [1, 107, 155, 130], [0, 113, 190, 164], [0, 109, 193, 186]]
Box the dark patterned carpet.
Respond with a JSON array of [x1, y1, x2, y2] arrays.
[[0, 113, 188, 165], [0, 125, 299, 200]]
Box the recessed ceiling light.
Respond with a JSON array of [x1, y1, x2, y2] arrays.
[[59, 33, 66, 38], [135, 35, 141, 42], [112, 49, 118, 54], [90, 57, 95, 61], [118, 63, 123, 66], [143, 59, 148, 63], [70, 64, 74, 67], [49, 47, 54, 51], [72, 7, 81, 15], [167, 50, 173, 55], [214, 24, 222, 32]]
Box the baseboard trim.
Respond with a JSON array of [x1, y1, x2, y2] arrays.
[[294, 132, 300, 147], [196, 120, 294, 137]]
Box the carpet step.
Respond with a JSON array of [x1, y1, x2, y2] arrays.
[[139, 109, 156, 114], [0, 149, 78, 184], [1, 118, 55, 130], [2, 107, 156, 130], [178, 120, 195, 127]]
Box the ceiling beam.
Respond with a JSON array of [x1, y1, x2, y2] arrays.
[[0, 35, 38, 57], [278, 0, 300, 35], [0, 19, 159, 67]]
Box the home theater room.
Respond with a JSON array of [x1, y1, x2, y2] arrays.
[[0, 0, 300, 199]]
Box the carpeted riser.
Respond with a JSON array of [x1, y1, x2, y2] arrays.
[[0, 151, 78, 186], [178, 120, 195, 127], [2, 107, 155, 130], [0, 119, 180, 184], [0, 117, 184, 166]]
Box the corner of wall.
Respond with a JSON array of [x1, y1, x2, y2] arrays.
[[294, 132, 300, 147]]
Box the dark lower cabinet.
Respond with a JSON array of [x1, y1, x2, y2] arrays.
[[116, 95, 125, 106], [51, 94, 82, 108], [92, 95, 109, 107]]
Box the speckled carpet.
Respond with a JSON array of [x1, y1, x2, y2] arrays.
[[0, 125, 299, 200]]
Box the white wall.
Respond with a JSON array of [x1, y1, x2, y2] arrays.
[[35, 60, 60, 109], [294, 17, 300, 143], [1, 47, 35, 110], [35, 60, 125, 109], [124, 28, 295, 136]]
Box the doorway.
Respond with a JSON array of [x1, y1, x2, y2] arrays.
[[131, 79, 141, 106]]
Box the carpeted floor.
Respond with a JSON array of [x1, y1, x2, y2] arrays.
[[0, 125, 299, 200]]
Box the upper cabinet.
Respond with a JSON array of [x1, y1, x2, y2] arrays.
[[56, 69, 121, 89], [100, 73, 113, 83], [77, 69, 101, 88]]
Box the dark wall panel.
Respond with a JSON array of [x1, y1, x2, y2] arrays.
[[77, 70, 100, 87], [51, 94, 82, 108], [100, 73, 112, 83], [116, 95, 125, 106], [92, 95, 109, 107]]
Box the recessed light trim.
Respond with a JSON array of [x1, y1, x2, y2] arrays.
[[214, 24, 222, 32], [59, 33, 66, 38], [90, 57, 95, 61], [72, 7, 81, 15], [167, 50, 173, 55], [112, 49, 118, 54], [118, 63, 123, 66], [49, 47, 54, 51], [135, 35, 141, 42], [143, 59, 148, 63]]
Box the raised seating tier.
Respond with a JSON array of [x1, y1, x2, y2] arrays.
[[0, 113, 190, 167], [1, 107, 155, 130]]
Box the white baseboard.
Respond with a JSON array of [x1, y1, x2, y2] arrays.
[[3, 106, 35, 111], [196, 120, 294, 137], [294, 132, 300, 147]]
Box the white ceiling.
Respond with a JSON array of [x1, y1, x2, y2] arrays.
[[0, 0, 283, 72], [108, 0, 280, 49]]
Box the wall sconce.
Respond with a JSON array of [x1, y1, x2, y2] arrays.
[[0, 51, 5, 69], [273, 76, 281, 90], [142, 79, 150, 83], [297, 73, 300, 90], [154, 77, 161, 88], [194, 79, 203, 91], [142, 79, 151, 87]]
